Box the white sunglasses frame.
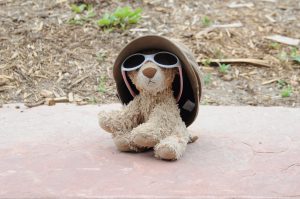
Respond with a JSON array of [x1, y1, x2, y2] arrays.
[[121, 51, 184, 102], [121, 51, 181, 71]]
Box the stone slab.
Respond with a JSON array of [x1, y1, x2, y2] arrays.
[[0, 104, 300, 198]]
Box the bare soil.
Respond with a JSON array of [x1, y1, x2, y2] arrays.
[[0, 0, 299, 107]]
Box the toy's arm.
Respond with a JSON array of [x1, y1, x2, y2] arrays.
[[131, 101, 189, 148], [98, 99, 142, 134]]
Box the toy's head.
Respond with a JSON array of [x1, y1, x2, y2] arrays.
[[113, 35, 203, 127], [122, 50, 183, 101]]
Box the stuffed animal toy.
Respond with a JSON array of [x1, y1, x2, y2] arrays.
[[98, 35, 203, 160]]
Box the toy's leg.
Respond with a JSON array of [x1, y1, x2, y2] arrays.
[[98, 106, 141, 134], [113, 131, 145, 152], [131, 123, 162, 148], [154, 134, 189, 160], [131, 106, 190, 148]]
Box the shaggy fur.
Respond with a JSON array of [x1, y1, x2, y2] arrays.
[[98, 61, 196, 160]]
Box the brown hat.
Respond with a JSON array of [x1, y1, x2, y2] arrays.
[[113, 35, 203, 127]]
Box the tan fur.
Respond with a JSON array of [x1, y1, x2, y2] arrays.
[[98, 61, 193, 160]]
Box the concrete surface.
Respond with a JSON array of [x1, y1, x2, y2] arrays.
[[0, 104, 300, 198]]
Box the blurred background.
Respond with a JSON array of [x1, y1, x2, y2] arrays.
[[0, 0, 299, 107]]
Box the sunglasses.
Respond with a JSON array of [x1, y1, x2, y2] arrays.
[[121, 51, 183, 102], [121, 52, 181, 71]]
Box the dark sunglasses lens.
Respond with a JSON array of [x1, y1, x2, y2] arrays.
[[154, 53, 178, 65], [123, 54, 145, 69]]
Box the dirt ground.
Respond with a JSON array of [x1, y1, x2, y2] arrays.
[[0, 0, 299, 108]]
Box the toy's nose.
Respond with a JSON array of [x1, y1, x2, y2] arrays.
[[142, 67, 157, 79]]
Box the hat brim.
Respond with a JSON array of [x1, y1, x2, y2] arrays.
[[113, 35, 203, 127]]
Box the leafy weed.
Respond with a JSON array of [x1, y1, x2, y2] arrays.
[[281, 85, 293, 98], [68, 3, 96, 25], [202, 16, 212, 27], [218, 63, 230, 74], [98, 76, 107, 93], [97, 6, 142, 30], [204, 73, 212, 85]]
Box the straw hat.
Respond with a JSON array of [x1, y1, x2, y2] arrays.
[[113, 35, 203, 127]]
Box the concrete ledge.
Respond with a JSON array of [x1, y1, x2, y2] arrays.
[[0, 104, 300, 198]]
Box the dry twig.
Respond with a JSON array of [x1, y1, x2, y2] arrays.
[[199, 58, 271, 68]]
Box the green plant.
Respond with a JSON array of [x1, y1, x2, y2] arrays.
[[218, 63, 230, 74], [68, 17, 85, 25], [214, 49, 225, 59], [68, 3, 95, 25], [281, 85, 293, 98], [204, 73, 212, 85], [202, 58, 211, 66], [290, 48, 300, 64], [98, 76, 106, 93], [88, 97, 97, 104], [97, 6, 142, 30], [277, 50, 289, 62], [71, 3, 87, 14], [202, 16, 212, 27], [270, 42, 281, 50], [96, 50, 107, 62], [277, 79, 287, 89]]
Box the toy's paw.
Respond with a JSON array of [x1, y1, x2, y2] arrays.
[[154, 136, 187, 161], [132, 133, 158, 148], [113, 134, 145, 152], [188, 134, 198, 144], [98, 112, 113, 133], [113, 136, 132, 152], [155, 144, 177, 160]]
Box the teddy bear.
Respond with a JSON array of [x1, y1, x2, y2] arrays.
[[98, 35, 203, 160]]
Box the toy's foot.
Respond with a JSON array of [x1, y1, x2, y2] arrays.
[[113, 133, 146, 152], [113, 136, 132, 152], [154, 136, 188, 161], [132, 133, 158, 148], [155, 145, 177, 160], [98, 112, 113, 133]]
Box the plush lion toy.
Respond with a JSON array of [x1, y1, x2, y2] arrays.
[[98, 35, 203, 160]]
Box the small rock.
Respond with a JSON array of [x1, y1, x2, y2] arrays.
[[0, 78, 9, 86], [221, 74, 233, 81], [40, 89, 54, 98], [15, 105, 20, 109], [45, 98, 56, 106], [68, 92, 74, 102]]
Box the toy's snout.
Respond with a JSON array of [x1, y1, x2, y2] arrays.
[[142, 67, 157, 79]]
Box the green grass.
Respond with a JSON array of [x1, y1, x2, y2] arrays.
[[277, 50, 288, 62], [88, 97, 97, 104], [202, 58, 211, 66], [270, 42, 281, 50], [96, 51, 107, 62], [277, 47, 300, 64], [281, 85, 293, 98], [214, 49, 225, 59], [68, 3, 96, 25], [204, 73, 212, 85], [97, 6, 142, 30], [71, 4, 87, 14], [98, 76, 106, 93], [277, 80, 287, 89], [290, 47, 300, 64], [202, 16, 212, 27], [218, 63, 230, 74]]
